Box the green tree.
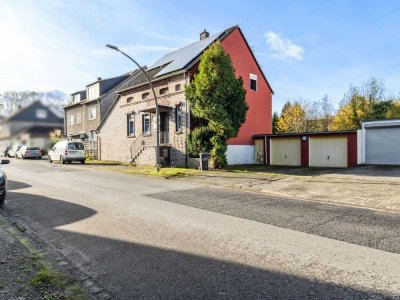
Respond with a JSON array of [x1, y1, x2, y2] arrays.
[[49, 129, 62, 149], [272, 111, 279, 134], [386, 100, 400, 119], [185, 42, 247, 168], [330, 78, 389, 130], [276, 101, 307, 133]]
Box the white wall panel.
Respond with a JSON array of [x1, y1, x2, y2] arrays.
[[227, 145, 254, 165]]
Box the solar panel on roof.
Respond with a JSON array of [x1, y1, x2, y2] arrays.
[[148, 30, 225, 77]]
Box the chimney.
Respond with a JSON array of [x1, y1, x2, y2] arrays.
[[97, 77, 102, 81], [200, 29, 209, 40]]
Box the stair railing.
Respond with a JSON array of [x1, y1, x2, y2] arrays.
[[129, 133, 144, 162]]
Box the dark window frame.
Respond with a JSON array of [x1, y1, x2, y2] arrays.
[[250, 78, 257, 91], [142, 113, 151, 135], [159, 87, 168, 95], [175, 105, 183, 132], [127, 114, 135, 136], [127, 97, 133, 103]]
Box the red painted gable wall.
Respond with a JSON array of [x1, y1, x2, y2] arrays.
[[221, 28, 273, 145]]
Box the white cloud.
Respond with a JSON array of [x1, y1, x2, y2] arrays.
[[91, 45, 177, 57], [265, 31, 304, 60]]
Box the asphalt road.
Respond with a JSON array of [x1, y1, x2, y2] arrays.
[[2, 159, 400, 299]]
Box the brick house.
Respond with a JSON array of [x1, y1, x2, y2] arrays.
[[97, 25, 273, 166]]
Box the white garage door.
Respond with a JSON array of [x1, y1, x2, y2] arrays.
[[270, 138, 301, 166], [366, 127, 400, 165], [309, 136, 348, 167]]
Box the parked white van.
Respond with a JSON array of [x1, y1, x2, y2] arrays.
[[48, 141, 86, 164]]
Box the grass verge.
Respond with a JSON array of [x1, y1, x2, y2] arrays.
[[31, 263, 88, 300], [105, 166, 199, 179]]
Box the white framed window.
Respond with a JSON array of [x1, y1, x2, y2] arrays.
[[69, 115, 74, 125], [76, 113, 82, 124], [250, 73, 257, 91], [127, 114, 135, 136], [71, 94, 81, 103], [87, 83, 100, 101], [88, 107, 97, 120], [36, 109, 47, 119], [142, 114, 151, 134]]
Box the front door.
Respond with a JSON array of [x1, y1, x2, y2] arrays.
[[160, 112, 169, 144]]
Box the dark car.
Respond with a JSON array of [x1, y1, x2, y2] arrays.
[[3, 146, 12, 157], [0, 159, 10, 207]]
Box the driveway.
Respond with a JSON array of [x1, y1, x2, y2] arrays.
[[256, 166, 400, 212], [2, 159, 400, 299]]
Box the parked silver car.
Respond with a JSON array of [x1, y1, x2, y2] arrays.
[[16, 146, 42, 159]]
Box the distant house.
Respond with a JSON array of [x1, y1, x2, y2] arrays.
[[97, 25, 273, 166], [64, 72, 140, 142], [0, 100, 64, 152]]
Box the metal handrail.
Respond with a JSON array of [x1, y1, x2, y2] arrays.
[[129, 132, 144, 161]]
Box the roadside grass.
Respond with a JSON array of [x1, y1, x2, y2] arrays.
[[89, 160, 329, 179], [85, 160, 126, 166], [105, 165, 200, 179], [30, 262, 88, 300], [225, 165, 330, 177], [31, 264, 64, 287]]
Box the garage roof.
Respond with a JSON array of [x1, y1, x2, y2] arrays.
[[253, 131, 356, 139], [362, 119, 400, 128]]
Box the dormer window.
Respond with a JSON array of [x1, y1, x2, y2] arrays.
[[36, 109, 47, 119], [87, 83, 100, 101], [71, 93, 81, 103], [159, 87, 168, 95], [142, 92, 149, 100]]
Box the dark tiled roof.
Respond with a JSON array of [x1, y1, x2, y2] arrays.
[[116, 26, 238, 93], [149, 26, 237, 78], [100, 74, 130, 95], [117, 67, 163, 92]]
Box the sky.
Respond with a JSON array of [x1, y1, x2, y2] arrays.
[[1, 0, 400, 112]]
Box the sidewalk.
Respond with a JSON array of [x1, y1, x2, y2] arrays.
[[180, 166, 400, 213], [83, 162, 400, 213], [0, 213, 90, 300]]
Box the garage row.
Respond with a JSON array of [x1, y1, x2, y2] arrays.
[[253, 119, 400, 168]]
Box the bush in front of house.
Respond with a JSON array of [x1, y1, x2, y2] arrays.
[[185, 41, 247, 168]]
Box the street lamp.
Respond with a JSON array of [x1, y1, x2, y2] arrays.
[[106, 44, 160, 171]]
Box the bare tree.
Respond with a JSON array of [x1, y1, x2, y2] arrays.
[[0, 90, 68, 115], [0, 91, 38, 113]]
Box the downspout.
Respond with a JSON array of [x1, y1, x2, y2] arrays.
[[185, 72, 190, 168], [95, 98, 101, 160], [97, 135, 101, 161], [64, 109, 67, 138]]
